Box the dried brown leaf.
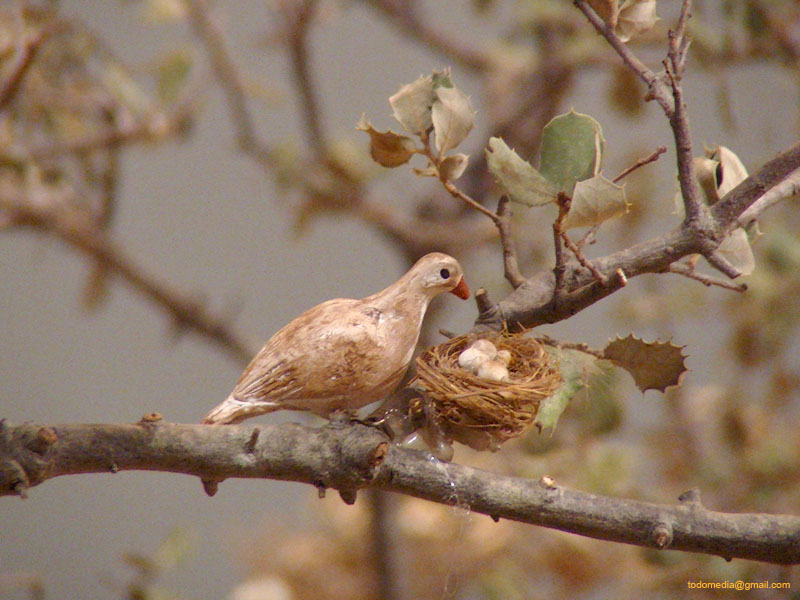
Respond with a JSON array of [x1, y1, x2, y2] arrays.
[[602, 334, 687, 392]]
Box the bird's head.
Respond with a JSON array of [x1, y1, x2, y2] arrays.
[[415, 252, 469, 300]]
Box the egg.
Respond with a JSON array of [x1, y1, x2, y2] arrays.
[[477, 359, 510, 382], [458, 346, 491, 372], [470, 339, 498, 360]]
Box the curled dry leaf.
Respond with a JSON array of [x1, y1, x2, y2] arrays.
[[356, 114, 417, 168], [389, 74, 435, 134], [438, 153, 469, 181], [616, 0, 659, 43], [431, 86, 475, 155], [602, 334, 687, 393]]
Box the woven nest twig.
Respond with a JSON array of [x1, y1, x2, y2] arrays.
[[411, 331, 562, 450]]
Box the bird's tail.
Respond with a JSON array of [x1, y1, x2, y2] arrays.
[[202, 394, 278, 425]]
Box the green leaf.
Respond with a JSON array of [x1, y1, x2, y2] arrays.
[[562, 174, 629, 229], [485, 137, 557, 206], [535, 351, 583, 432], [431, 86, 475, 154], [356, 115, 417, 167], [539, 109, 605, 193], [389, 74, 435, 134]]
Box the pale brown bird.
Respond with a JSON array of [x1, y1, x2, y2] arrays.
[[203, 252, 469, 424]]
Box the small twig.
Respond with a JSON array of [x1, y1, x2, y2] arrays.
[[554, 194, 607, 285], [738, 166, 800, 226], [363, 0, 489, 72], [280, 0, 327, 157], [185, 0, 273, 167], [668, 262, 747, 292], [441, 179, 501, 224], [0, 22, 53, 110], [576, 224, 599, 249], [495, 196, 525, 288], [612, 146, 668, 183], [552, 193, 571, 298], [1, 194, 254, 363], [537, 334, 605, 359], [573, 0, 674, 115], [705, 251, 743, 280]]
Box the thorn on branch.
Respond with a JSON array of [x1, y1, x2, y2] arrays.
[[339, 489, 358, 505], [201, 478, 220, 497], [245, 427, 261, 454]]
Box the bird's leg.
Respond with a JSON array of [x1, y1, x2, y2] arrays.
[[327, 409, 359, 428]]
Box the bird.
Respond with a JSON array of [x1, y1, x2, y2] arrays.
[[203, 252, 469, 424]]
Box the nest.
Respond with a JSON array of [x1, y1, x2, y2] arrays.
[[411, 331, 562, 451]]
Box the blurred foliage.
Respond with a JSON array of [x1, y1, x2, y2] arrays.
[[2, 0, 800, 599]]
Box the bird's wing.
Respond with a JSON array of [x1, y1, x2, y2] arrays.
[[232, 298, 397, 405]]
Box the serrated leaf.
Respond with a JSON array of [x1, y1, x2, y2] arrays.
[[156, 49, 192, 103], [431, 86, 475, 154], [389, 74, 435, 134], [539, 109, 605, 193], [438, 153, 469, 181], [485, 137, 557, 206], [356, 115, 417, 167], [535, 351, 584, 432], [616, 0, 659, 43], [602, 335, 687, 392], [562, 174, 628, 229]]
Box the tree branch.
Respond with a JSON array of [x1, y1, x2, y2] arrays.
[[477, 140, 800, 331], [0, 193, 254, 364], [2, 419, 798, 565]]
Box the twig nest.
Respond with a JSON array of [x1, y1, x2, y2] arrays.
[[412, 331, 562, 451]]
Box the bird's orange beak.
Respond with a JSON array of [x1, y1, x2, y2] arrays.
[[450, 277, 470, 299]]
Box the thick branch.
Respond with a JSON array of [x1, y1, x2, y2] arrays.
[[478, 140, 800, 331], [2, 420, 798, 565]]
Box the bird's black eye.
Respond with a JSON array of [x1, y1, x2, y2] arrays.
[[440, 268, 451, 280]]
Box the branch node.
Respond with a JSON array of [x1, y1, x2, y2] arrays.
[[540, 475, 558, 490], [678, 487, 702, 505], [369, 442, 390, 470], [138, 412, 163, 425], [652, 520, 674, 549], [28, 426, 58, 455]]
